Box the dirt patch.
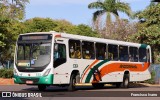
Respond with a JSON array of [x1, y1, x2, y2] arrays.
[[0, 78, 14, 85]]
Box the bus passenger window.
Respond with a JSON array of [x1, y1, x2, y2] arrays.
[[95, 43, 106, 60], [69, 39, 81, 59], [129, 47, 138, 62], [119, 46, 129, 61], [82, 41, 95, 59], [108, 44, 118, 61], [108, 52, 113, 60], [70, 46, 75, 58], [139, 48, 147, 62], [54, 44, 66, 68]]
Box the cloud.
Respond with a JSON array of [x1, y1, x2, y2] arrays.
[[29, 0, 97, 6]]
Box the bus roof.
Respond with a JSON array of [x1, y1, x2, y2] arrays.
[[20, 31, 149, 48]]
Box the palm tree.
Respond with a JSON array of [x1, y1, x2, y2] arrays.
[[88, 0, 131, 25]]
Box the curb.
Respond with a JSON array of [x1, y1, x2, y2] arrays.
[[76, 83, 112, 86], [0, 78, 15, 85], [138, 83, 160, 87]]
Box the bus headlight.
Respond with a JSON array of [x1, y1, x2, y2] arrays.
[[43, 68, 51, 76], [13, 69, 18, 76]]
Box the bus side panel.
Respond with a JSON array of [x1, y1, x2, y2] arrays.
[[53, 63, 70, 84], [53, 59, 95, 84], [130, 70, 151, 82], [53, 74, 70, 84], [101, 72, 124, 82], [53, 58, 151, 84], [85, 61, 151, 83], [79, 59, 102, 84], [130, 72, 143, 82]]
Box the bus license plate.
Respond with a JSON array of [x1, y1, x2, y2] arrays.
[[26, 80, 33, 84]]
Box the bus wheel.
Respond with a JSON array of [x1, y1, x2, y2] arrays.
[[38, 85, 46, 91], [123, 75, 129, 88], [68, 74, 76, 91], [92, 83, 104, 89]]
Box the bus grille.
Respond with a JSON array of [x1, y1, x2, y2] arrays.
[[20, 78, 39, 84]]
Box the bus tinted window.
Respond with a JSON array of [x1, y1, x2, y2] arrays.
[[96, 43, 106, 60], [129, 47, 138, 62], [54, 44, 66, 68], [82, 41, 95, 59], [17, 45, 30, 60], [69, 40, 81, 59], [139, 48, 147, 62], [108, 44, 118, 61], [119, 46, 129, 61]]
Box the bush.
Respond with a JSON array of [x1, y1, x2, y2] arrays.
[[0, 68, 13, 78], [145, 70, 156, 84]]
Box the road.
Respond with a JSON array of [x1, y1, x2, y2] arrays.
[[0, 84, 160, 100]]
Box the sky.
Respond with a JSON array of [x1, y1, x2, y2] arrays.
[[25, 0, 151, 25]]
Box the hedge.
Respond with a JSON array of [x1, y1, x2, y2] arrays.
[[0, 68, 13, 78]]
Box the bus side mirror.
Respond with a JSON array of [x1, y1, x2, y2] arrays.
[[54, 44, 58, 52]]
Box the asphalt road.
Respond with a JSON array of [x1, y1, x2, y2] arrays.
[[0, 84, 160, 100]]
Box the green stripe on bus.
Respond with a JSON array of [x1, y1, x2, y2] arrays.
[[14, 74, 54, 84], [140, 44, 147, 48], [81, 65, 89, 78], [85, 59, 109, 83]]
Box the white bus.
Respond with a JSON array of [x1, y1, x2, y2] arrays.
[[14, 31, 152, 91]]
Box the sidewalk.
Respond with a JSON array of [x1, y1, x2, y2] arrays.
[[0, 78, 14, 85], [138, 83, 160, 87]]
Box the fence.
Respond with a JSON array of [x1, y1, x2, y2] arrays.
[[0, 61, 13, 69], [151, 64, 160, 84]]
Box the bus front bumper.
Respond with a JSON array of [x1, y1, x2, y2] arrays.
[[13, 74, 53, 85]]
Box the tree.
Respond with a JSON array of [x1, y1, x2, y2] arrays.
[[0, 0, 29, 67], [129, 2, 160, 63], [69, 24, 99, 37], [23, 17, 57, 32], [53, 19, 74, 33], [88, 0, 131, 25], [0, 16, 25, 67], [100, 19, 138, 41], [152, 0, 160, 2], [23, 18, 98, 37], [51, 20, 99, 37], [0, 0, 29, 20]]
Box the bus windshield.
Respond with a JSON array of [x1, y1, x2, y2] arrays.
[[16, 42, 51, 68]]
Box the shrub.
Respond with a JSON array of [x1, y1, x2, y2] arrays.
[[0, 68, 13, 78], [145, 70, 156, 84]]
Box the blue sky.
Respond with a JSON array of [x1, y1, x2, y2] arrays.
[[25, 0, 151, 25]]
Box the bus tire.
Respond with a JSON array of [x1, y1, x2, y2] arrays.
[[123, 75, 129, 88], [92, 83, 104, 89], [38, 85, 46, 91], [68, 74, 76, 91]]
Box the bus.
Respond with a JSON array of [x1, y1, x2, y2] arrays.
[[14, 31, 152, 91]]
